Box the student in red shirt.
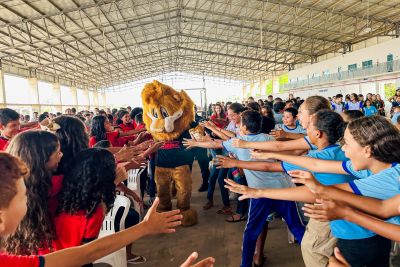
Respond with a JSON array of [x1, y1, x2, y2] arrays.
[[0, 108, 21, 151], [5, 130, 63, 255], [53, 148, 116, 250], [210, 103, 228, 128], [117, 110, 135, 132], [89, 115, 144, 148], [0, 152, 214, 267]]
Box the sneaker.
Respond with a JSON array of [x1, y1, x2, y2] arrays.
[[198, 183, 208, 192]]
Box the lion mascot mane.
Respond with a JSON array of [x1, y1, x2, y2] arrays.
[[141, 80, 199, 226]]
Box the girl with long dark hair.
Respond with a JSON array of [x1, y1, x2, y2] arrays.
[[5, 130, 63, 255]]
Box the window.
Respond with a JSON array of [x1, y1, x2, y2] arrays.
[[77, 88, 88, 106], [348, 64, 357, 71], [322, 70, 330, 76], [60, 86, 75, 105], [362, 60, 373, 69], [4, 74, 31, 104], [89, 91, 95, 107]]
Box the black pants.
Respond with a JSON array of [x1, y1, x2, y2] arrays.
[[337, 235, 391, 267]]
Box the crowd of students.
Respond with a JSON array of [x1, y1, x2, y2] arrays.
[[1, 87, 400, 267]]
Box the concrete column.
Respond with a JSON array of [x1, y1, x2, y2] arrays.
[[52, 83, 62, 112], [70, 86, 78, 107], [272, 76, 280, 94], [375, 81, 380, 95], [93, 91, 100, 107], [242, 85, 246, 100], [101, 92, 107, 107], [28, 77, 40, 113], [83, 87, 90, 107], [0, 68, 6, 108], [27, 77, 39, 104]]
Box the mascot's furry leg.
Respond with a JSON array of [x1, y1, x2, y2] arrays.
[[155, 165, 198, 226]]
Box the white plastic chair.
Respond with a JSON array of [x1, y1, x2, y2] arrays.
[[94, 195, 131, 267], [127, 168, 146, 220]]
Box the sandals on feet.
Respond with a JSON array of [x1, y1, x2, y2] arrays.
[[225, 214, 247, 223], [217, 207, 233, 215]]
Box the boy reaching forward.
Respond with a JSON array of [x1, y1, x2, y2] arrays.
[[183, 110, 305, 267]]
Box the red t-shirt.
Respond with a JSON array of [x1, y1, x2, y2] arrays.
[[89, 131, 124, 147], [0, 136, 10, 151], [118, 123, 134, 132], [0, 254, 44, 267], [52, 205, 104, 251], [48, 175, 64, 216]]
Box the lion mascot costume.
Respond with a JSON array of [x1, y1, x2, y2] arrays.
[[141, 80, 200, 226]]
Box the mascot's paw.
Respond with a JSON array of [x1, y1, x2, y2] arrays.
[[181, 209, 198, 227]]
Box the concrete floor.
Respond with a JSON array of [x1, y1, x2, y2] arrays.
[[132, 163, 305, 267]]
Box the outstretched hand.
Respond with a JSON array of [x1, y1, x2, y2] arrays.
[[180, 252, 215, 267], [303, 199, 351, 222], [250, 150, 274, 160], [224, 179, 259, 200], [182, 138, 198, 149], [142, 197, 182, 235], [287, 170, 323, 194], [232, 138, 246, 148], [214, 155, 237, 169]]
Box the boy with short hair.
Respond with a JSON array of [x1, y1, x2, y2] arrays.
[[0, 108, 21, 151], [183, 110, 305, 267], [276, 107, 306, 134], [332, 94, 344, 113]]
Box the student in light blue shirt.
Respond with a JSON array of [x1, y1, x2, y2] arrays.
[[226, 116, 400, 267], [218, 110, 354, 267], [183, 110, 305, 267], [363, 99, 378, 116], [276, 108, 306, 135], [344, 93, 363, 111], [391, 106, 400, 124]]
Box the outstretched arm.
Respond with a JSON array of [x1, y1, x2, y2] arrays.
[[214, 155, 282, 172], [182, 139, 223, 149], [44, 198, 181, 267], [232, 137, 311, 151], [303, 198, 400, 242], [251, 152, 346, 174], [290, 170, 399, 219], [224, 179, 316, 203]]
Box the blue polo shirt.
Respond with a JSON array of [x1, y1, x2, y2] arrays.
[[281, 144, 353, 185], [277, 121, 306, 134], [303, 136, 318, 150], [392, 112, 400, 124], [222, 133, 291, 189], [281, 145, 370, 239], [336, 161, 400, 239], [344, 101, 363, 110]]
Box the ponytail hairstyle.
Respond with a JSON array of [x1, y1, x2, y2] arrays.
[[6, 131, 59, 254], [303, 96, 331, 115], [312, 110, 346, 145], [347, 116, 400, 163]]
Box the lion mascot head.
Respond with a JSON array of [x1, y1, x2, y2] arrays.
[[141, 80, 195, 141]]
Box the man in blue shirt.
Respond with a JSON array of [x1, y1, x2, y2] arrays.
[[183, 110, 305, 267]]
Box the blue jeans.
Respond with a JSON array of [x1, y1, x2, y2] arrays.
[[234, 175, 249, 216], [207, 166, 230, 206], [241, 198, 305, 267]]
